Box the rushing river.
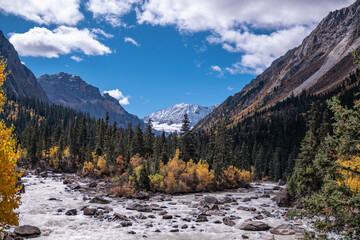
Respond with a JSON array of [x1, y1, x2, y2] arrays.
[[16, 173, 315, 240]]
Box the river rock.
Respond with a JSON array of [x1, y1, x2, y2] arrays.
[[270, 224, 298, 235], [136, 191, 150, 200], [238, 181, 251, 189], [181, 224, 188, 229], [162, 215, 173, 219], [89, 196, 111, 204], [195, 214, 208, 222], [65, 209, 77, 216], [114, 213, 129, 221], [121, 221, 132, 227], [278, 179, 286, 186], [83, 207, 97, 216], [126, 203, 152, 212], [14, 225, 41, 237], [274, 189, 291, 207], [239, 220, 271, 231], [203, 195, 218, 204], [88, 181, 97, 188], [63, 179, 73, 185], [223, 217, 236, 227]]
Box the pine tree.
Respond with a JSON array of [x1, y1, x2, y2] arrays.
[[288, 103, 323, 196], [131, 124, 144, 157], [144, 119, 154, 158], [254, 146, 265, 179], [78, 117, 89, 164], [138, 163, 150, 191], [239, 142, 250, 170], [43, 122, 51, 156], [214, 121, 233, 175], [179, 113, 196, 161]]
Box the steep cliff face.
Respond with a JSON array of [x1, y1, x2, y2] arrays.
[[196, 0, 360, 130], [38, 72, 143, 128], [143, 103, 218, 133], [0, 30, 49, 102]]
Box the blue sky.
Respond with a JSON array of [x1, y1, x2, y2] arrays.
[[0, 0, 354, 117]]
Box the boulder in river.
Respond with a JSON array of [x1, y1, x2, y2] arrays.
[[136, 191, 150, 200], [270, 224, 299, 235], [89, 196, 111, 204], [65, 209, 77, 216], [121, 221, 133, 227], [274, 189, 292, 207], [83, 207, 97, 216], [114, 213, 129, 221], [14, 225, 41, 238], [126, 203, 152, 212], [238, 181, 251, 189], [195, 214, 208, 222], [223, 217, 236, 227], [203, 195, 218, 204], [239, 220, 271, 231]]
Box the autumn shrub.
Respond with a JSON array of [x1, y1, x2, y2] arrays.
[[220, 165, 253, 189]]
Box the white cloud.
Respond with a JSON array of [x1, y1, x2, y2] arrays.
[[124, 37, 140, 47], [119, 97, 130, 105], [210, 65, 224, 77], [211, 65, 222, 72], [9, 26, 112, 58], [0, 0, 83, 25], [137, 0, 354, 73], [227, 86, 234, 91], [91, 28, 114, 38], [71, 56, 83, 62], [86, 0, 141, 27], [103, 89, 131, 105]]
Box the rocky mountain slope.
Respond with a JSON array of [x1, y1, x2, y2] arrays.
[[0, 30, 49, 102], [196, 0, 360, 130], [38, 72, 143, 128], [143, 103, 218, 133]]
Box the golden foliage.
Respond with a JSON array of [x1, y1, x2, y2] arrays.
[[0, 59, 22, 230], [130, 154, 145, 169], [336, 153, 360, 193], [222, 165, 253, 188]]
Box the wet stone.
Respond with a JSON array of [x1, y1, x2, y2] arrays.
[[65, 209, 77, 216]]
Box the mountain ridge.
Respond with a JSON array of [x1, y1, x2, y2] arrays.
[[196, 0, 360, 130], [0, 30, 49, 102], [38, 72, 143, 128]]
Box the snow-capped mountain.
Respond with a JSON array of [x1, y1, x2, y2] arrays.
[[143, 103, 219, 133]]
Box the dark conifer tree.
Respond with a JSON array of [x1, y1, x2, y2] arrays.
[[131, 124, 144, 157], [214, 121, 233, 175], [144, 119, 154, 158], [179, 113, 196, 161]]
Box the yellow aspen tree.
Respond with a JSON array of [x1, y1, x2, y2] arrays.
[[0, 58, 22, 230]]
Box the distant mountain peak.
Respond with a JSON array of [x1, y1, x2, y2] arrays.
[[143, 103, 218, 133], [38, 73, 143, 128]]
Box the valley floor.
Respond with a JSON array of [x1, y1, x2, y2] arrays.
[[9, 173, 322, 240]]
